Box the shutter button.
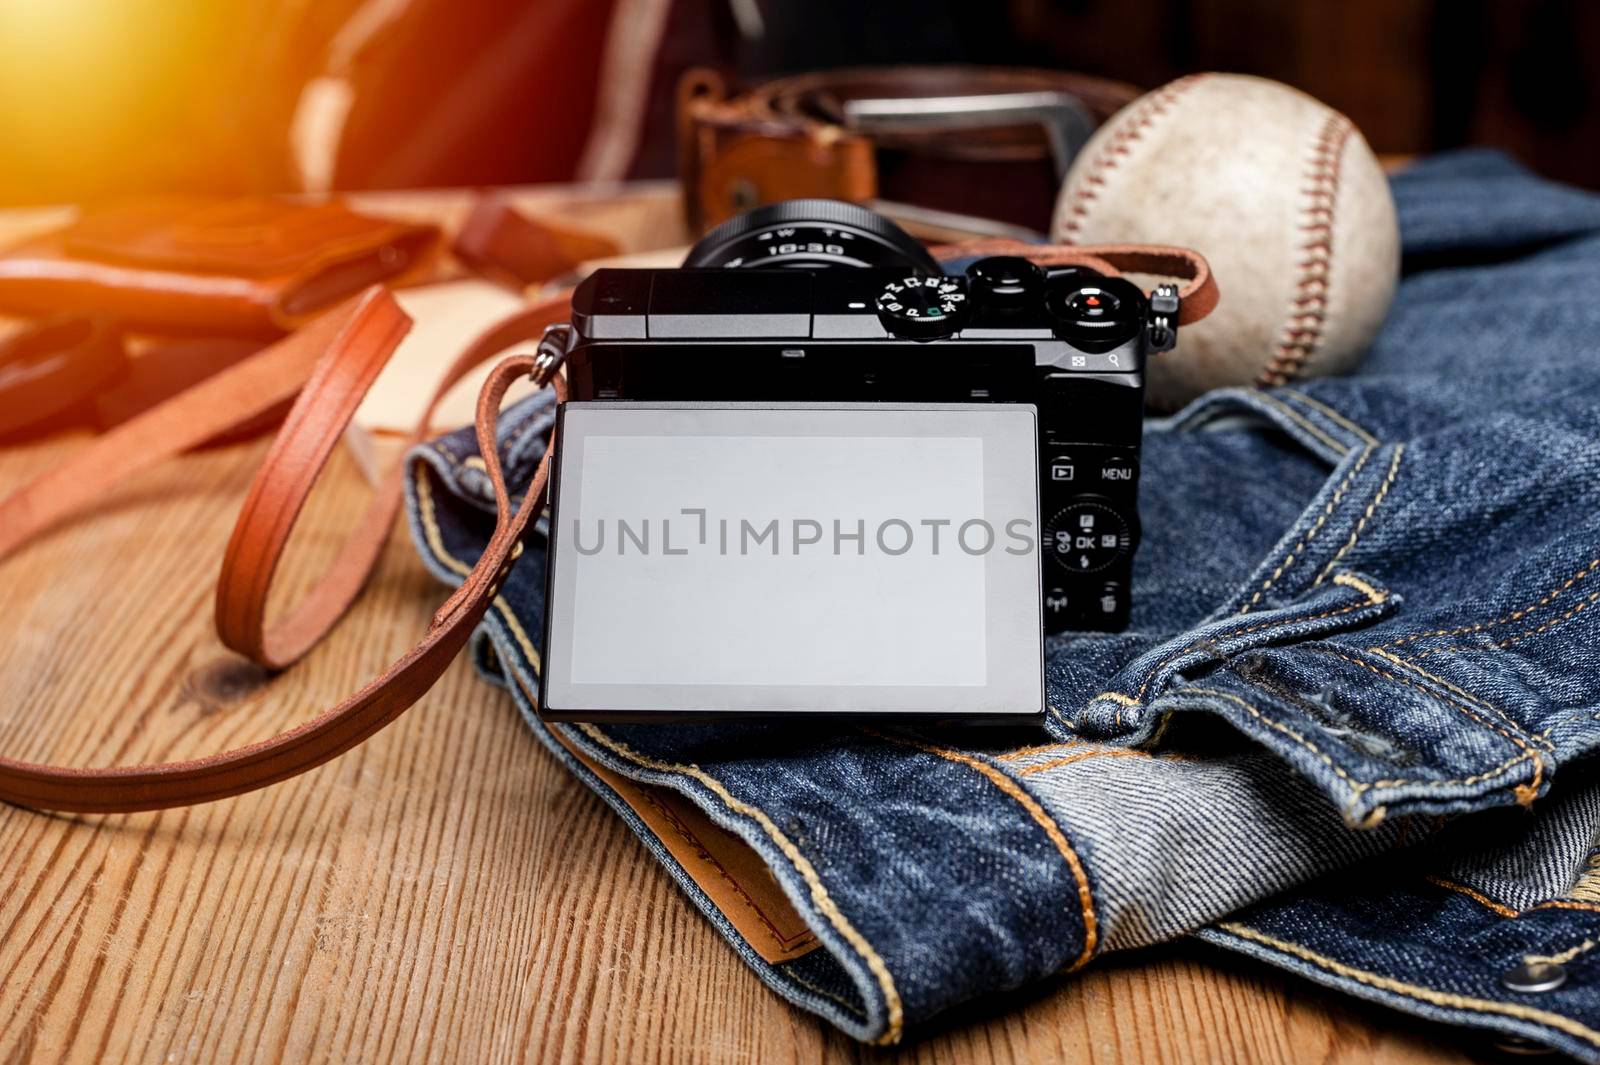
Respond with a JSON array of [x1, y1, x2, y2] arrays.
[[1501, 960, 1568, 993]]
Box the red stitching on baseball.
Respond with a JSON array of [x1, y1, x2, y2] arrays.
[[1056, 74, 1208, 244], [1258, 114, 1355, 387]]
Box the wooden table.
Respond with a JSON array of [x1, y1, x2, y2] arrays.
[[0, 191, 1472, 1064]]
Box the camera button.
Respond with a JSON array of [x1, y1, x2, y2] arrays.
[[1063, 287, 1120, 318], [968, 256, 1044, 309], [1096, 454, 1138, 487], [1044, 500, 1132, 574]]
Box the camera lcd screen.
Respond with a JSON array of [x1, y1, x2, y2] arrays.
[[539, 402, 1044, 721]]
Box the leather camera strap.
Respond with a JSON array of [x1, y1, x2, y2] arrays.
[[931, 241, 1217, 325], [0, 242, 1212, 814], [0, 286, 570, 812]]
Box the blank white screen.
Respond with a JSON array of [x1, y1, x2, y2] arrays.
[[568, 434, 987, 687]]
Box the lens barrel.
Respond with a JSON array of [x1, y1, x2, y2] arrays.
[[682, 199, 939, 273]]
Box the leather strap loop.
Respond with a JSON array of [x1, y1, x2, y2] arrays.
[[215, 291, 571, 668], [934, 240, 1219, 326], [0, 286, 568, 812]]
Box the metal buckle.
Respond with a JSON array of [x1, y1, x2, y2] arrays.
[[532, 323, 573, 386], [842, 90, 1096, 184]]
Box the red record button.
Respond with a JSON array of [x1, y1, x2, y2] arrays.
[[1065, 288, 1119, 318]]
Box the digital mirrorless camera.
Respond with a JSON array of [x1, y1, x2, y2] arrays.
[[557, 200, 1180, 634]]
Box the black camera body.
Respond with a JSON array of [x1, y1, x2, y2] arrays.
[[559, 201, 1180, 633]]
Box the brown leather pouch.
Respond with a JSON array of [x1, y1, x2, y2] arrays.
[[0, 198, 439, 337]]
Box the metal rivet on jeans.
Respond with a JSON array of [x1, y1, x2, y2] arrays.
[[1501, 961, 1568, 994], [1492, 1034, 1557, 1056]]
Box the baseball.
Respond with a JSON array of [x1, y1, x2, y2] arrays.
[[1052, 73, 1400, 409]]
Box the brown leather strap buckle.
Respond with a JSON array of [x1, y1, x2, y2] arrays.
[[677, 65, 1141, 233]]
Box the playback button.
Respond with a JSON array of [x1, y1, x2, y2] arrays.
[[1047, 451, 1138, 488]]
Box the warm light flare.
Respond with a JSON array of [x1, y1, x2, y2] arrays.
[[0, 0, 282, 205]]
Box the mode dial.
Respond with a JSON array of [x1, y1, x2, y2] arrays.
[[874, 275, 969, 340]]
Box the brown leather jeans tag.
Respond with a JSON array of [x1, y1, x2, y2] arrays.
[[545, 722, 819, 963]]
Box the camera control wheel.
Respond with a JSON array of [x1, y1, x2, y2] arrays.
[[966, 256, 1045, 310], [1043, 499, 1133, 574]]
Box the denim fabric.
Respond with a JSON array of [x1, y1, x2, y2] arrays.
[[404, 151, 1600, 1056]]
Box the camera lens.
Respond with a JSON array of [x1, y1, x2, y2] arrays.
[[682, 199, 939, 273]]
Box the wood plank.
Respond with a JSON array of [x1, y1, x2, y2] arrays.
[[0, 435, 1475, 1064]]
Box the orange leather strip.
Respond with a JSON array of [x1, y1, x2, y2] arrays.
[[0, 286, 568, 812], [935, 240, 1218, 325]]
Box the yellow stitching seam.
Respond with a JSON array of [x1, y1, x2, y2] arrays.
[[1182, 687, 1363, 795], [1496, 591, 1600, 649], [1364, 751, 1534, 791], [1242, 447, 1374, 612], [1433, 875, 1600, 921], [1314, 445, 1406, 585], [1543, 899, 1600, 915], [1254, 391, 1353, 456], [416, 469, 545, 673], [416, 471, 472, 577], [1045, 703, 1081, 731], [1426, 875, 1521, 918], [1379, 557, 1600, 650], [1529, 939, 1599, 967], [1017, 749, 1150, 776], [1306, 648, 1542, 799], [1331, 571, 1386, 602], [995, 740, 1085, 762], [578, 722, 907, 1044], [1278, 388, 1381, 447], [1130, 586, 1388, 703], [1366, 648, 1548, 750], [1216, 923, 1600, 1050], [1183, 687, 1537, 796], [868, 732, 1099, 973], [1411, 591, 1600, 660]]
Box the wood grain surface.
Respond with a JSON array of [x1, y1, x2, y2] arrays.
[[0, 190, 1477, 1064], [0, 427, 1484, 1065]]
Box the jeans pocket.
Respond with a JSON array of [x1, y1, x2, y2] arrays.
[[1076, 387, 1555, 825]]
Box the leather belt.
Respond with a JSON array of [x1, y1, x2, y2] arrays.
[[0, 239, 1214, 814], [677, 65, 1139, 234]]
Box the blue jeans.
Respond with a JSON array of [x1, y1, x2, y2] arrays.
[[405, 150, 1600, 1058]]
